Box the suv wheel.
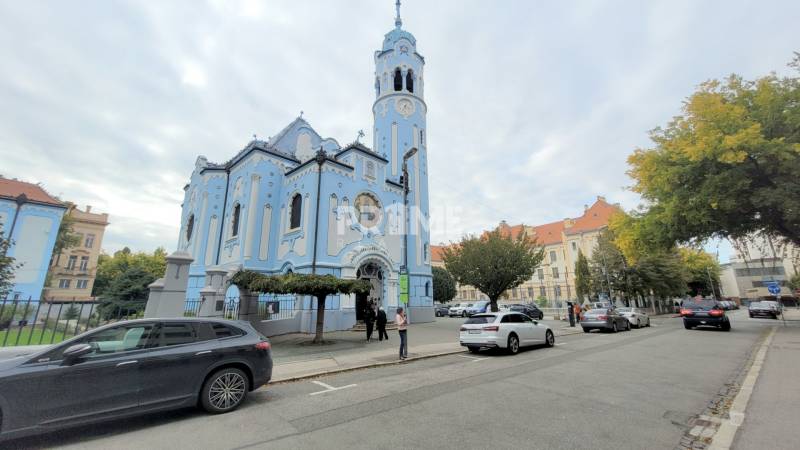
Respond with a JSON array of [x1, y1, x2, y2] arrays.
[[201, 368, 249, 414], [721, 321, 731, 332], [507, 334, 520, 355]]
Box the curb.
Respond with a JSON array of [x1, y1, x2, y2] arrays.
[[268, 348, 466, 385]]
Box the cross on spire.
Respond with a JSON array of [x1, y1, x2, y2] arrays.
[[395, 0, 402, 28]]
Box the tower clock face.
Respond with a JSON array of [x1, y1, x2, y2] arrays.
[[395, 98, 415, 118]]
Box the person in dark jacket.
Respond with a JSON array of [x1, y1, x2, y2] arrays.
[[376, 306, 388, 341], [365, 301, 376, 342]]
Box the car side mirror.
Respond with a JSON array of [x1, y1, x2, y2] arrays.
[[61, 343, 93, 365]]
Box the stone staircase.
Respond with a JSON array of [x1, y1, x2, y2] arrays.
[[351, 321, 398, 332]]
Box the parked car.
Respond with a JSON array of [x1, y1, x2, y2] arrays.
[[448, 303, 473, 317], [761, 300, 783, 314], [749, 301, 779, 319], [465, 300, 491, 317], [459, 312, 554, 355], [681, 299, 731, 331], [616, 307, 650, 328], [580, 308, 630, 333], [0, 318, 272, 440], [509, 304, 544, 320], [434, 305, 450, 317]]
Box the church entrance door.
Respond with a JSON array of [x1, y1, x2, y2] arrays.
[[355, 262, 384, 322]]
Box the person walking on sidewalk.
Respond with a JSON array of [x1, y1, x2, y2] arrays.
[[365, 301, 376, 342], [396, 307, 408, 360], [376, 306, 388, 341]]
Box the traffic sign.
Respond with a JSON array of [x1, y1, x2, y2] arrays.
[[766, 281, 781, 295]]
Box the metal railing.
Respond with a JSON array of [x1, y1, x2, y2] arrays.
[[0, 298, 143, 348], [257, 294, 297, 321], [183, 298, 202, 317]]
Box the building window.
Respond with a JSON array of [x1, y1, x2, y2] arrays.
[[539, 286, 546, 299], [290, 194, 302, 229], [420, 129, 425, 146], [186, 214, 195, 242], [76, 279, 88, 289], [552, 267, 559, 279], [424, 243, 430, 262], [537, 268, 544, 280], [58, 279, 71, 289], [425, 281, 430, 297], [528, 287, 533, 298], [85, 234, 95, 248], [375, 76, 380, 96], [231, 203, 241, 237], [571, 242, 577, 251], [365, 160, 376, 179], [406, 69, 414, 93], [67, 255, 77, 270], [79, 256, 89, 271], [555, 285, 562, 298], [393, 68, 402, 91], [550, 251, 557, 263]]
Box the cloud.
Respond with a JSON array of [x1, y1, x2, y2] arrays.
[[0, 0, 798, 261]]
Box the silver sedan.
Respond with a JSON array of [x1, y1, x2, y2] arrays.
[[617, 307, 650, 328], [580, 308, 630, 333]]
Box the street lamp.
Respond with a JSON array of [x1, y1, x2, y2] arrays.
[[400, 147, 417, 316]]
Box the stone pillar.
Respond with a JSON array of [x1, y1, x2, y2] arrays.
[[144, 251, 193, 318], [198, 266, 229, 318]]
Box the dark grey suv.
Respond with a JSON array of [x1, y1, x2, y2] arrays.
[[0, 318, 272, 440]]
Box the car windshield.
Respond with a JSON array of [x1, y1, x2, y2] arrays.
[[473, 301, 489, 308], [464, 315, 495, 324], [617, 308, 632, 312], [683, 299, 718, 310], [586, 309, 607, 315], [749, 302, 763, 307]]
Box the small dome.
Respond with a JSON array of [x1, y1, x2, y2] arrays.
[[382, 27, 416, 51]]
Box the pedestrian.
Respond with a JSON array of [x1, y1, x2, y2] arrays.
[[573, 302, 582, 322], [365, 301, 376, 342], [376, 306, 388, 341], [396, 306, 408, 360]]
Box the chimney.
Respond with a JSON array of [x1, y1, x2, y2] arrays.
[[86, 205, 92, 213], [596, 195, 606, 202]]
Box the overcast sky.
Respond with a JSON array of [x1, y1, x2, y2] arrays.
[[1, 0, 797, 260]]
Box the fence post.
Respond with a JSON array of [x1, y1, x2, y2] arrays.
[[12, 298, 33, 346], [26, 299, 43, 346], [1, 300, 20, 347], [49, 303, 65, 345]]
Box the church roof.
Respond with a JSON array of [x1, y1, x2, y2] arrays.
[[0, 177, 65, 208], [335, 142, 389, 163]]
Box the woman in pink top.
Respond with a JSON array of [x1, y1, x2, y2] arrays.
[[396, 307, 408, 360]]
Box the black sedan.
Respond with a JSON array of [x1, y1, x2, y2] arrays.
[[434, 305, 450, 317], [681, 299, 731, 331], [748, 301, 779, 319], [509, 304, 544, 320], [0, 318, 272, 440]]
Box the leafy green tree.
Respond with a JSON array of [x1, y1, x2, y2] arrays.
[[1, 226, 21, 299], [442, 228, 544, 312], [232, 270, 370, 343], [574, 250, 592, 303], [679, 248, 721, 297], [98, 266, 155, 319], [589, 230, 627, 301], [627, 56, 800, 248], [432, 266, 456, 304], [50, 210, 81, 265], [788, 272, 800, 292], [63, 304, 80, 321], [93, 247, 166, 297]]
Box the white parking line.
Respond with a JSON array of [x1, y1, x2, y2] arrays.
[[458, 354, 488, 362], [309, 380, 357, 396]]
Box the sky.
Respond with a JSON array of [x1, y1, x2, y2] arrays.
[[0, 0, 798, 261]]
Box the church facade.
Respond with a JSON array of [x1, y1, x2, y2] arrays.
[[173, 4, 433, 331]]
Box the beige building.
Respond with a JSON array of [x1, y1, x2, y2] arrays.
[[432, 197, 620, 305], [719, 234, 799, 301], [43, 205, 109, 301]]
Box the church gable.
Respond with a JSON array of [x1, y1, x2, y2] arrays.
[[268, 117, 341, 163]]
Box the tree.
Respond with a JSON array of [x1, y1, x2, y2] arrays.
[[574, 250, 592, 303], [432, 266, 456, 304], [442, 228, 544, 312], [627, 57, 800, 248], [63, 304, 80, 321], [789, 272, 800, 292], [679, 248, 721, 297], [1, 227, 21, 299], [93, 247, 166, 298], [98, 266, 156, 319], [51, 211, 81, 265], [231, 270, 370, 343]]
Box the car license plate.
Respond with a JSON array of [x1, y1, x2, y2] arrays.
[[469, 330, 481, 334], [700, 321, 706, 324]]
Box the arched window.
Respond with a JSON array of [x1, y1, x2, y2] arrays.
[[425, 281, 430, 297], [393, 68, 402, 91], [375, 76, 380, 96], [290, 193, 302, 229], [406, 69, 414, 93], [231, 203, 241, 237], [186, 214, 195, 242]]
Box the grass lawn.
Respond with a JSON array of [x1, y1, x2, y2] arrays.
[[0, 327, 74, 347]]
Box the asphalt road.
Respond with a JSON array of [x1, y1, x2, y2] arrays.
[[6, 310, 783, 450]]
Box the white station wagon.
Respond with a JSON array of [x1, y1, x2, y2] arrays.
[[459, 312, 555, 355]]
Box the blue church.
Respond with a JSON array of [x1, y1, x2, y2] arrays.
[[172, 2, 433, 331]]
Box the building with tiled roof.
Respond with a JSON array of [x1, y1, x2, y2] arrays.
[[432, 196, 621, 305], [0, 177, 67, 300]]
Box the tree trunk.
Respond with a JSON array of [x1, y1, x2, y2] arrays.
[[489, 297, 499, 312], [312, 295, 326, 344]]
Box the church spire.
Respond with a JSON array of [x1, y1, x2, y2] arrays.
[[394, 0, 402, 28]]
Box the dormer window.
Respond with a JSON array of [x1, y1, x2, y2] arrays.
[[406, 69, 414, 93], [393, 68, 402, 91], [365, 160, 376, 179]]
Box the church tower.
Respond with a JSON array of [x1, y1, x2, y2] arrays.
[[373, 1, 432, 306]]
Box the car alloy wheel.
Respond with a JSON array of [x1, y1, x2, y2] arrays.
[[462, 311, 467, 317], [507, 334, 520, 355], [545, 330, 555, 347], [202, 368, 248, 413]]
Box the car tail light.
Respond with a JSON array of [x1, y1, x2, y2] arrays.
[[460, 326, 467, 332], [483, 325, 499, 332], [596, 315, 607, 320], [255, 341, 271, 351], [680, 308, 693, 316], [709, 309, 724, 317]]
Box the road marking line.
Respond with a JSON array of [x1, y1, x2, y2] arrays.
[[309, 380, 357, 396], [458, 354, 487, 362], [555, 342, 568, 346], [708, 326, 777, 450]]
